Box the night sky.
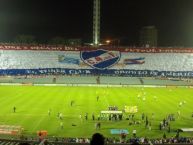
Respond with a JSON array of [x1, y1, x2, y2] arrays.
[[0, 0, 193, 46]]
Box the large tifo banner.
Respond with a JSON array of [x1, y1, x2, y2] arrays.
[[0, 49, 193, 77]]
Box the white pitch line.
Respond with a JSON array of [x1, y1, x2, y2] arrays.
[[31, 113, 47, 132], [103, 92, 110, 107]]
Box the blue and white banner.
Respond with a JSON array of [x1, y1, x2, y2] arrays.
[[58, 55, 80, 65], [0, 68, 192, 78], [123, 57, 145, 65], [81, 49, 121, 70], [0, 49, 193, 77]]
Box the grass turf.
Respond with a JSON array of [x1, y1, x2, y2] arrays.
[[0, 85, 192, 138]]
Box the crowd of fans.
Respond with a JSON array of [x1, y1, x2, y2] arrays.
[[0, 46, 193, 72], [12, 133, 193, 145], [48, 136, 193, 144]]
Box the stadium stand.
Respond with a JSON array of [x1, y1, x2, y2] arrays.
[[0, 44, 193, 85], [0, 135, 193, 145], [0, 76, 191, 86], [0, 50, 193, 71]]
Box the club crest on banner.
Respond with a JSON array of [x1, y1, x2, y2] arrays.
[[80, 49, 121, 70]]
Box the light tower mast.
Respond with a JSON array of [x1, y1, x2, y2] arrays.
[[93, 0, 100, 46]]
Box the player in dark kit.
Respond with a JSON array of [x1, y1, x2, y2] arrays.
[[85, 113, 88, 120], [48, 109, 51, 116], [97, 96, 99, 101], [13, 106, 16, 113], [71, 100, 74, 106], [92, 113, 95, 120]]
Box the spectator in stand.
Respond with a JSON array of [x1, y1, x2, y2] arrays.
[[131, 142, 140, 145], [19, 143, 30, 145], [90, 133, 105, 145]]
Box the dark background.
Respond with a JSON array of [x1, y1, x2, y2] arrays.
[[0, 0, 193, 46]]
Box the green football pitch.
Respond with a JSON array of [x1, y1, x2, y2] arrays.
[[0, 85, 192, 138]]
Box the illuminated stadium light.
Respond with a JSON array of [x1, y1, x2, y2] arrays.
[[93, 0, 101, 46], [105, 40, 111, 44]]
